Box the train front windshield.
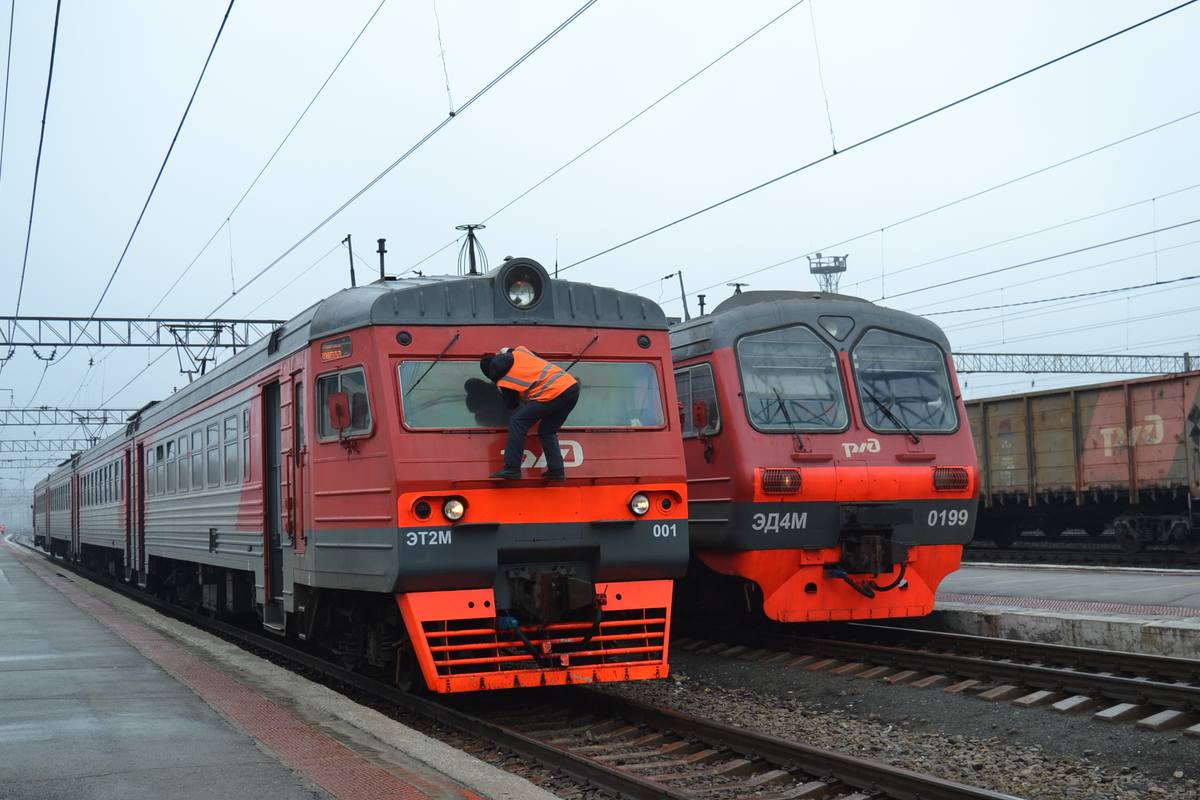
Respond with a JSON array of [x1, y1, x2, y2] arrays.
[[851, 329, 958, 433], [398, 361, 666, 429], [736, 325, 850, 432]]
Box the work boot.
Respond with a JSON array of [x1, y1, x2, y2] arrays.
[[491, 466, 522, 480], [542, 470, 566, 482]]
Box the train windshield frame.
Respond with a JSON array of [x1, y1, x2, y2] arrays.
[[734, 324, 850, 433], [851, 328, 959, 434], [397, 360, 667, 430]]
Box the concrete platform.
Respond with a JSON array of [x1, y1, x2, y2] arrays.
[[0, 536, 557, 800], [933, 564, 1200, 659]]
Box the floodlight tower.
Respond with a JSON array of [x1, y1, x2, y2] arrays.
[[807, 253, 847, 293]]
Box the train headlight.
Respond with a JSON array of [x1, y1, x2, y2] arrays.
[[506, 280, 537, 308], [500, 259, 546, 310], [629, 493, 651, 516], [443, 498, 465, 521]]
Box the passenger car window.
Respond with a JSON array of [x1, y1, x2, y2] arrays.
[[224, 416, 239, 483], [207, 423, 220, 486], [317, 368, 372, 440], [852, 329, 958, 433], [736, 325, 849, 432]]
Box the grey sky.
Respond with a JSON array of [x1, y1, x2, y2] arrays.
[[1, 1, 1198, 511]]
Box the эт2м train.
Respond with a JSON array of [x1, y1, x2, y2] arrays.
[[670, 291, 979, 622], [32, 257, 689, 692], [966, 371, 1200, 554]]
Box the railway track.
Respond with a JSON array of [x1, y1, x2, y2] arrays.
[[674, 622, 1200, 738], [964, 542, 1200, 568], [12, 537, 1021, 800]]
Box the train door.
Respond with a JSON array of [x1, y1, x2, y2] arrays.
[[290, 376, 308, 553], [263, 382, 284, 600], [124, 449, 133, 581], [134, 443, 147, 585], [70, 472, 80, 559]]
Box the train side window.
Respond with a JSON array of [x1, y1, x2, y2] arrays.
[[207, 423, 220, 486], [177, 437, 188, 493], [192, 431, 204, 490], [674, 363, 720, 438], [243, 409, 251, 480], [316, 368, 372, 440], [156, 444, 166, 496], [224, 415, 239, 483], [147, 449, 157, 496], [166, 440, 176, 494]]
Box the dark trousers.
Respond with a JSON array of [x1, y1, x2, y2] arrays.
[[503, 383, 580, 472]]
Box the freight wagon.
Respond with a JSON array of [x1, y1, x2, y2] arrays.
[[966, 371, 1200, 554]]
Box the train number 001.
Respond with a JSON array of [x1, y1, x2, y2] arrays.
[[927, 509, 970, 527], [653, 523, 678, 537]]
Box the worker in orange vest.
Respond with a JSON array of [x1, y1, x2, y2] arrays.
[[480, 346, 580, 481]]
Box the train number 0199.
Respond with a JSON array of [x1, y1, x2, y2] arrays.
[[928, 509, 970, 527]]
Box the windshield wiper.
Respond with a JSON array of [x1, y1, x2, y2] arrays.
[[861, 386, 920, 444], [404, 332, 460, 397], [772, 388, 805, 452]]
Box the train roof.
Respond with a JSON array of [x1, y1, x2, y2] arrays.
[[669, 290, 952, 363], [34, 259, 666, 489], [309, 259, 667, 339]]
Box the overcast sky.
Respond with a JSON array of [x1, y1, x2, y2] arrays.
[[1, 1, 1198, 510]]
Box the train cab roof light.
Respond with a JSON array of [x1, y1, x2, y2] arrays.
[[761, 468, 801, 494], [818, 315, 854, 341], [498, 258, 547, 311], [933, 467, 970, 492]]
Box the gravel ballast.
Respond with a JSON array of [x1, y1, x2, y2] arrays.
[[598, 648, 1199, 800]]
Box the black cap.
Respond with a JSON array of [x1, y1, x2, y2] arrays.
[[479, 355, 494, 378]]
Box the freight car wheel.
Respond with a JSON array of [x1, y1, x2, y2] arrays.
[[1178, 533, 1200, 555]]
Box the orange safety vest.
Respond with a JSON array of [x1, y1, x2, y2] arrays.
[[497, 346, 577, 402]]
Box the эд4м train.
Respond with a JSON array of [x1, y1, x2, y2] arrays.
[[33, 257, 689, 692], [670, 290, 979, 622]]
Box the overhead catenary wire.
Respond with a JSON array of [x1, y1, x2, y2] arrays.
[[475, 0, 807, 229], [148, 0, 389, 316], [11, 0, 61, 321], [89, 0, 236, 319], [0, 0, 14, 195], [208, 0, 599, 319], [880, 218, 1200, 301], [661, 116, 1200, 302], [559, 0, 1199, 276]]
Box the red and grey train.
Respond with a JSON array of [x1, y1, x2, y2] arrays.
[[670, 291, 979, 622], [32, 257, 689, 692]]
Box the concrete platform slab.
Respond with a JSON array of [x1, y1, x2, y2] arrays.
[[1, 538, 557, 800]]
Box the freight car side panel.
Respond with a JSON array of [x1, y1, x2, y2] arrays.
[[1078, 378, 1192, 493], [1029, 393, 1076, 492], [982, 398, 1030, 495], [971, 372, 1200, 505]]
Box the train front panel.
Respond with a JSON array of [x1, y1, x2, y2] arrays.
[[673, 291, 978, 622], [297, 259, 689, 692]]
